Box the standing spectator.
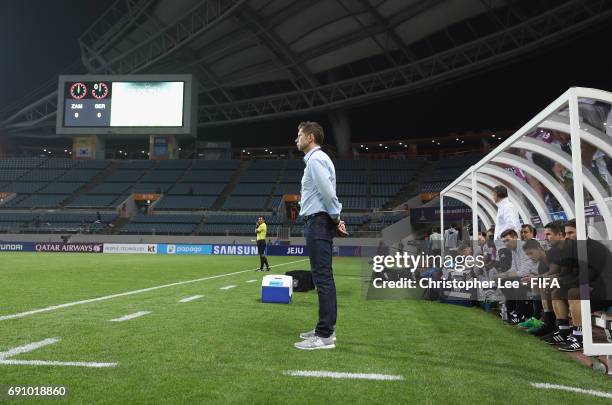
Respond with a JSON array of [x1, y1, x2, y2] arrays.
[[493, 186, 521, 241], [444, 224, 458, 252], [429, 227, 442, 255]]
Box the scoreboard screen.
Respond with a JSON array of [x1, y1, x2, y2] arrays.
[[56, 75, 197, 136]]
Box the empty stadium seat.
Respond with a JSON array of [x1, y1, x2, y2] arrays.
[[38, 182, 83, 194], [139, 170, 185, 183], [181, 170, 234, 183], [236, 171, 279, 183], [169, 183, 226, 195], [190, 160, 240, 170], [67, 194, 123, 208], [222, 196, 268, 210], [232, 183, 274, 195], [0, 182, 47, 193], [274, 183, 300, 195], [9, 194, 69, 208], [57, 169, 101, 182], [155, 196, 216, 210]]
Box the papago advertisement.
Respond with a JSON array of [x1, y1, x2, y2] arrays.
[[158, 244, 212, 255]]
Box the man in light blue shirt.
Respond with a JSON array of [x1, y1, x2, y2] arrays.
[[293, 121, 346, 350]]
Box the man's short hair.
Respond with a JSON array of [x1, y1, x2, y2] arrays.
[[565, 218, 576, 229], [544, 220, 565, 235], [500, 229, 518, 239], [298, 121, 324, 145], [522, 239, 543, 251], [458, 243, 473, 253], [493, 185, 508, 198]]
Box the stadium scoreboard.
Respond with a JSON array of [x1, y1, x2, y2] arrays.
[[56, 74, 197, 136]]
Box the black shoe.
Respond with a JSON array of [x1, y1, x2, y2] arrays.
[[557, 335, 583, 352], [543, 330, 567, 345], [530, 323, 554, 336], [505, 313, 523, 325], [266, 267, 270, 271], [256, 268, 263, 272]]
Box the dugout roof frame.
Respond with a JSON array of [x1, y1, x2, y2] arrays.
[[440, 86, 612, 356]]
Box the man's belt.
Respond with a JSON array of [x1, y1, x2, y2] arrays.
[[302, 212, 329, 222]]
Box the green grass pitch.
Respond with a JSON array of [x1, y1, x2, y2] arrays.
[[1, 252, 611, 404]]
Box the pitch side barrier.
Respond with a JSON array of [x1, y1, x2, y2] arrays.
[[0, 242, 365, 257], [439, 87, 612, 356], [0, 242, 103, 253]]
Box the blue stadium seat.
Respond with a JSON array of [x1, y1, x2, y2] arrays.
[[155, 196, 216, 210], [181, 170, 234, 183]]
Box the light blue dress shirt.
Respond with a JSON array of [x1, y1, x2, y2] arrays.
[[299, 146, 342, 220]]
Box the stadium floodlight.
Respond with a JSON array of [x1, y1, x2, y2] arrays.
[[440, 87, 612, 356]]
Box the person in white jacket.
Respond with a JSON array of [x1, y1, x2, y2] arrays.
[[493, 185, 521, 241]]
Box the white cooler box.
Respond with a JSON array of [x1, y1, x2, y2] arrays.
[[262, 275, 293, 304]]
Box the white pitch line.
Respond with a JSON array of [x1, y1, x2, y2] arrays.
[[0, 359, 117, 368], [179, 295, 204, 303], [109, 311, 150, 322], [283, 370, 404, 381], [530, 383, 612, 399], [245, 279, 258, 283], [220, 285, 236, 290], [0, 338, 60, 360], [0, 337, 117, 368], [0, 258, 308, 322]]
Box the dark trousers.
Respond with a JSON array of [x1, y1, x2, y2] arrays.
[[257, 239, 269, 269], [304, 214, 337, 338]]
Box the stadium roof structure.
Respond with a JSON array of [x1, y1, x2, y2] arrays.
[[2, 0, 612, 135]]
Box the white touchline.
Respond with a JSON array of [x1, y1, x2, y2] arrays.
[[0, 258, 308, 322], [220, 285, 236, 290], [0, 337, 117, 368], [283, 370, 404, 381], [245, 280, 258, 283], [0, 360, 117, 368], [530, 383, 612, 399], [179, 295, 204, 303], [109, 311, 151, 322]]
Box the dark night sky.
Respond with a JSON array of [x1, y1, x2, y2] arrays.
[[0, 1, 115, 108], [1, 1, 612, 149]]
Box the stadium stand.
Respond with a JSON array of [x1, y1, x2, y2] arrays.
[[121, 214, 201, 235], [420, 154, 482, 193], [0, 211, 115, 233], [0, 156, 433, 235]]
